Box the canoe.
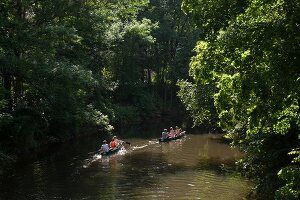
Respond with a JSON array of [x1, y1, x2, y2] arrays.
[[158, 131, 186, 142], [100, 144, 123, 156]]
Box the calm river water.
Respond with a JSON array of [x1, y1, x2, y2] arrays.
[[0, 129, 252, 200]]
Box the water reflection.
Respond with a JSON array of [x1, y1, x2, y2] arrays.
[[0, 133, 252, 200]]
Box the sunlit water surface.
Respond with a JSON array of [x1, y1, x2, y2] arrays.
[[0, 133, 252, 200]]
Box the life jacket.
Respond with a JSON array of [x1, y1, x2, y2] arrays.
[[110, 140, 117, 148]]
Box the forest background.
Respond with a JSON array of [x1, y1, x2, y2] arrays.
[[0, 0, 299, 199]]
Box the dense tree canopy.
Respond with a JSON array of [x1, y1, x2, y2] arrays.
[[0, 0, 199, 170], [3, 0, 298, 198], [0, 0, 126, 164], [178, 0, 300, 199]]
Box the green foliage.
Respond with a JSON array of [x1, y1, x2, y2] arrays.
[[182, 0, 248, 39], [180, 0, 300, 198], [112, 105, 140, 125], [289, 147, 300, 164], [112, 88, 160, 125], [0, 0, 199, 171], [0, 150, 15, 170], [106, 9, 160, 119], [276, 166, 300, 200], [139, 0, 202, 112], [0, 0, 151, 159], [0, 106, 47, 155], [112, 18, 157, 87], [177, 80, 217, 126]]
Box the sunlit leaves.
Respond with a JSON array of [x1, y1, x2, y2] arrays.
[[124, 18, 158, 44], [288, 147, 300, 164], [189, 0, 300, 136], [106, 0, 149, 21], [177, 80, 217, 126], [276, 166, 300, 200], [273, 99, 299, 135], [189, 41, 213, 83], [180, 0, 300, 198], [182, 0, 248, 37]]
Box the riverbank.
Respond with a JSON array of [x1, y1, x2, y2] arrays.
[[0, 126, 110, 175]]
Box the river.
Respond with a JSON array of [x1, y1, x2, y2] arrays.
[[0, 129, 252, 200]]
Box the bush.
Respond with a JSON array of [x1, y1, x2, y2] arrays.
[[276, 166, 300, 200]]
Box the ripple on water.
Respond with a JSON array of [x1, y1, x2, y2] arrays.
[[0, 134, 252, 200]]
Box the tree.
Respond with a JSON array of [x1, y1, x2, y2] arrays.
[[180, 0, 300, 198], [139, 0, 201, 112], [0, 0, 120, 161]]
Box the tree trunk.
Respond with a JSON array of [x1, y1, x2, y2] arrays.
[[13, 76, 22, 105], [147, 69, 151, 85], [3, 74, 12, 110]]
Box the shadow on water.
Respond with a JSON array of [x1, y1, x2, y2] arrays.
[[0, 128, 252, 200], [120, 151, 189, 176]]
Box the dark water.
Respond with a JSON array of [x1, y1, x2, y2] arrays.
[[0, 130, 252, 200]]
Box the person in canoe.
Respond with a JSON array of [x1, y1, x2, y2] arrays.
[[175, 126, 182, 136], [100, 140, 109, 154], [113, 135, 119, 143], [110, 136, 118, 149], [168, 127, 175, 138], [161, 128, 169, 140]]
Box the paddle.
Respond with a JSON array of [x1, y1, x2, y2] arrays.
[[119, 140, 131, 146]]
